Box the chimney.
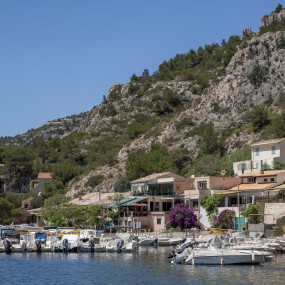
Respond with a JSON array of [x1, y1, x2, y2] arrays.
[[260, 170, 264, 174]]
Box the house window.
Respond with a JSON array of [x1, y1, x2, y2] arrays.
[[271, 178, 275, 182], [272, 146, 276, 154], [155, 202, 160, 211], [162, 202, 172, 211], [255, 162, 259, 169], [157, 219, 162, 225], [255, 148, 259, 156], [198, 181, 207, 190], [264, 179, 268, 182], [241, 163, 246, 170]]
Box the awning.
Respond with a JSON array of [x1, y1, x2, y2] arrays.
[[132, 203, 148, 206], [108, 197, 147, 207]]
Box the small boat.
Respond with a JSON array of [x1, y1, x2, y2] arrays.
[[54, 234, 80, 253], [184, 248, 273, 265], [171, 235, 273, 265], [80, 236, 106, 252], [138, 236, 156, 246], [155, 237, 182, 246], [25, 232, 55, 252], [0, 230, 26, 253], [106, 233, 138, 253]]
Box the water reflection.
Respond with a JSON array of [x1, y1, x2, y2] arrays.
[[0, 248, 285, 284]]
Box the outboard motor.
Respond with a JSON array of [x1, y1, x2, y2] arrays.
[[117, 239, 124, 253], [3, 238, 13, 254], [132, 236, 139, 242], [151, 238, 158, 247], [180, 238, 186, 245], [89, 238, 95, 253], [62, 238, 68, 254], [35, 239, 42, 253]]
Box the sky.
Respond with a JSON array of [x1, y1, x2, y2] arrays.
[[0, 0, 283, 137]]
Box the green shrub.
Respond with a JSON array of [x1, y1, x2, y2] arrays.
[[114, 177, 131, 192], [175, 118, 195, 131], [84, 175, 104, 188], [247, 65, 269, 88]]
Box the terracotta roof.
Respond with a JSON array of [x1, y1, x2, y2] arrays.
[[251, 138, 285, 146], [239, 170, 285, 177], [272, 183, 285, 189], [131, 172, 183, 184], [38, 172, 52, 179], [229, 183, 276, 191]]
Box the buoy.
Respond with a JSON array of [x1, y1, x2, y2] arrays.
[[221, 258, 224, 265], [192, 258, 195, 265], [252, 253, 255, 261]]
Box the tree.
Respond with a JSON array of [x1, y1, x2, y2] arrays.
[[169, 203, 197, 229], [13, 209, 32, 224], [114, 177, 131, 192], [274, 4, 283, 13], [249, 106, 270, 132], [199, 122, 224, 155], [41, 194, 69, 222], [4, 193, 22, 208], [142, 69, 149, 77], [241, 204, 261, 224], [0, 198, 15, 224], [126, 143, 176, 181], [215, 209, 235, 229], [102, 95, 107, 104], [130, 73, 139, 82], [200, 194, 224, 226]]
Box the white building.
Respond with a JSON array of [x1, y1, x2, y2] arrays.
[[233, 138, 285, 176]]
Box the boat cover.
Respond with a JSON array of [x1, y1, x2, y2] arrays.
[[115, 233, 130, 240], [3, 230, 20, 239], [35, 232, 47, 241]]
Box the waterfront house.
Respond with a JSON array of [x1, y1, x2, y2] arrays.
[[129, 172, 194, 232], [187, 176, 237, 228], [233, 138, 285, 175], [213, 170, 285, 230]]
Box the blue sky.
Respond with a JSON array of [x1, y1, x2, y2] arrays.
[[0, 0, 282, 136]]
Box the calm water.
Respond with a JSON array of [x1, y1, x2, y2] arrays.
[[1, 247, 285, 285]]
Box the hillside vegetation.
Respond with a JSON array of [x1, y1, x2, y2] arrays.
[[0, 4, 285, 205]]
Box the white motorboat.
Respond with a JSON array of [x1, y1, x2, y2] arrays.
[[184, 247, 273, 265], [79, 229, 97, 242], [0, 230, 26, 253], [80, 236, 106, 252], [106, 233, 138, 253], [25, 231, 55, 252], [54, 234, 80, 253], [171, 235, 273, 265], [138, 235, 156, 246]]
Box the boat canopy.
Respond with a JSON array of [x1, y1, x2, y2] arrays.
[[35, 232, 47, 241], [3, 230, 21, 239]]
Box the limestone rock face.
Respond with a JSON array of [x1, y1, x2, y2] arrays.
[[261, 9, 285, 27]]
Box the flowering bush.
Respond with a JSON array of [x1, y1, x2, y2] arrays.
[[169, 203, 197, 229], [13, 209, 33, 225], [215, 210, 235, 229]]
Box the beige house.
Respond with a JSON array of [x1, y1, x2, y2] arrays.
[[128, 172, 194, 232], [186, 176, 237, 228], [30, 172, 53, 194], [234, 138, 285, 175]]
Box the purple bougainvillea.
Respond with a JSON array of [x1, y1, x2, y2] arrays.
[[215, 209, 235, 229], [169, 203, 198, 229]]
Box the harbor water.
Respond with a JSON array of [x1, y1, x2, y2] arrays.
[[1, 247, 285, 285]]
